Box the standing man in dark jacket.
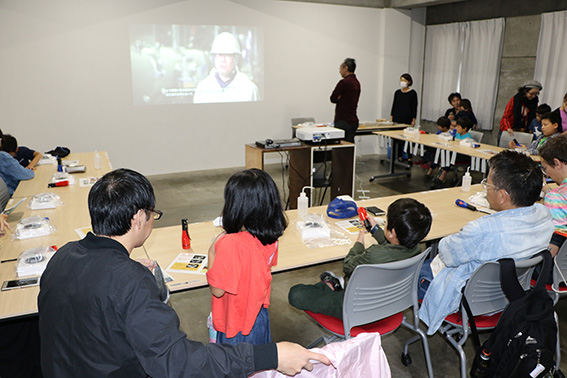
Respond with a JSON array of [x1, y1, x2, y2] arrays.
[[38, 168, 328, 378], [330, 58, 361, 143]]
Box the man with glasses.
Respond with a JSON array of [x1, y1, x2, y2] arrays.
[[38, 168, 328, 377], [418, 150, 554, 334]]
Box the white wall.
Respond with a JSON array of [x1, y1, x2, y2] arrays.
[[0, 0, 422, 175]]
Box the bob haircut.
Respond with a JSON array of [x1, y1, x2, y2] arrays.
[[222, 169, 287, 245], [489, 150, 542, 208], [88, 168, 155, 237], [401, 73, 413, 86], [386, 198, 432, 249]]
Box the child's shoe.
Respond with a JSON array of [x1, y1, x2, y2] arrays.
[[320, 271, 344, 291]]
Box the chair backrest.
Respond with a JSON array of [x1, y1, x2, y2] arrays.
[[468, 130, 483, 143], [0, 177, 9, 212], [463, 254, 543, 317], [499, 131, 533, 148], [552, 242, 567, 292], [291, 117, 315, 126], [342, 249, 429, 338]]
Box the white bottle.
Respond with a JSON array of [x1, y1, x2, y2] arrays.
[[94, 150, 101, 170], [297, 186, 311, 218], [461, 168, 471, 192]]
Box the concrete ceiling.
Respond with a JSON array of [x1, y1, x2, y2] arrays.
[[280, 0, 467, 9]]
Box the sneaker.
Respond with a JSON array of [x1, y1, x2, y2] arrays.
[[320, 271, 344, 291]]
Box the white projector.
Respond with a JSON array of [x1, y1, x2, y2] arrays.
[[296, 126, 345, 142]]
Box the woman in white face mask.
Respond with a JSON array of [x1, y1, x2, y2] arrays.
[[390, 73, 417, 127], [390, 73, 418, 163]]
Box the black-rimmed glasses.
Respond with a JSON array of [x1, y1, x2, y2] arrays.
[[148, 209, 163, 220]]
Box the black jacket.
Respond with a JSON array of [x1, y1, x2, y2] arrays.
[[38, 232, 276, 377]]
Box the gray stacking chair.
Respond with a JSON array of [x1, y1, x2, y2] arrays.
[[304, 248, 434, 378], [436, 255, 545, 378], [499, 130, 533, 148], [468, 130, 483, 143], [0, 177, 9, 212]]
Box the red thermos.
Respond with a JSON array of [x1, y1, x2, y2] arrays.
[[182, 219, 191, 249]]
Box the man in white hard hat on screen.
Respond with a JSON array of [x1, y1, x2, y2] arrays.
[[193, 32, 259, 103]]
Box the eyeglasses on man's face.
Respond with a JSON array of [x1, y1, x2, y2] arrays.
[[148, 209, 163, 220], [480, 178, 498, 191]]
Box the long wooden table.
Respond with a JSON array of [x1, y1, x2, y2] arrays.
[[370, 130, 508, 181], [0, 152, 147, 320], [144, 184, 489, 292]]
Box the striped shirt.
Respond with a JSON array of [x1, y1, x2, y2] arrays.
[[545, 178, 567, 236]]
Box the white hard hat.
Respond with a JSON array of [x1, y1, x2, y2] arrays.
[[210, 32, 241, 55]]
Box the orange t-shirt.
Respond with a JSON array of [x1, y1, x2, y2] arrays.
[[206, 232, 278, 338]]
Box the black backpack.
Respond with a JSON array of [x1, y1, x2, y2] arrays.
[[468, 250, 558, 378]]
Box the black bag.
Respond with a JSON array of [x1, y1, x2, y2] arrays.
[[468, 250, 557, 378], [45, 146, 70, 158]]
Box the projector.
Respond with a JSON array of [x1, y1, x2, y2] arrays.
[[296, 126, 345, 143]]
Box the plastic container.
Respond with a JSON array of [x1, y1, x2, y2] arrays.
[[462, 167, 471, 192], [94, 151, 101, 170], [298, 186, 312, 218]]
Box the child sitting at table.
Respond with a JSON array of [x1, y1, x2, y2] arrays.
[[529, 104, 552, 137], [424, 117, 451, 181], [539, 134, 567, 257], [509, 112, 562, 155], [431, 118, 474, 187], [0, 134, 35, 196], [288, 198, 432, 319], [454, 99, 478, 128], [15, 144, 43, 170], [206, 168, 287, 345]]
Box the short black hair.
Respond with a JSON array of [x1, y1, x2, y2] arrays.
[[343, 58, 356, 73], [448, 92, 462, 104], [88, 168, 155, 237], [401, 73, 413, 86], [539, 134, 567, 166], [222, 169, 287, 245], [456, 117, 473, 131], [437, 117, 451, 129], [386, 198, 432, 249], [0, 134, 17, 153], [536, 104, 552, 115], [541, 111, 562, 132], [489, 150, 542, 208]]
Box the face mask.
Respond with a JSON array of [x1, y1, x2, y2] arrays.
[[400, 81, 408, 89]]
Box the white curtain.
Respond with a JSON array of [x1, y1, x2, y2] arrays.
[[534, 11, 567, 109], [422, 18, 505, 130]]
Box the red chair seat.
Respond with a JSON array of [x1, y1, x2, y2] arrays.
[[444, 311, 501, 329], [305, 310, 403, 337], [530, 278, 567, 292]]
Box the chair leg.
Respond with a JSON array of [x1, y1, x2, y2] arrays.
[[416, 328, 435, 378], [556, 312, 561, 369]]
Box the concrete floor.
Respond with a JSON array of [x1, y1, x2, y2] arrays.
[[147, 154, 567, 377]]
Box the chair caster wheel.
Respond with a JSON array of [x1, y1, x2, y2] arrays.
[[369, 177, 375, 182], [554, 369, 565, 378], [401, 352, 412, 366]]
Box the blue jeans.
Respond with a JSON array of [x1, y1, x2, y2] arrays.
[[418, 259, 434, 300], [216, 307, 271, 345]]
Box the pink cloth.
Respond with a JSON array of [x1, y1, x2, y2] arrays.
[[249, 333, 391, 378]]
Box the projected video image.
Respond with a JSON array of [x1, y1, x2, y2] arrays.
[[130, 25, 263, 105]]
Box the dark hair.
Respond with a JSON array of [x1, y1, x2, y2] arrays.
[[541, 111, 562, 132], [539, 134, 567, 166], [88, 168, 155, 237], [343, 58, 356, 73], [460, 98, 473, 112], [436, 116, 451, 129], [0, 129, 3, 138], [401, 73, 413, 86], [564, 92, 567, 102], [0, 134, 17, 153], [448, 92, 462, 104], [456, 117, 473, 131], [489, 150, 542, 207], [386, 198, 432, 249], [222, 169, 287, 245], [536, 104, 552, 115]]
